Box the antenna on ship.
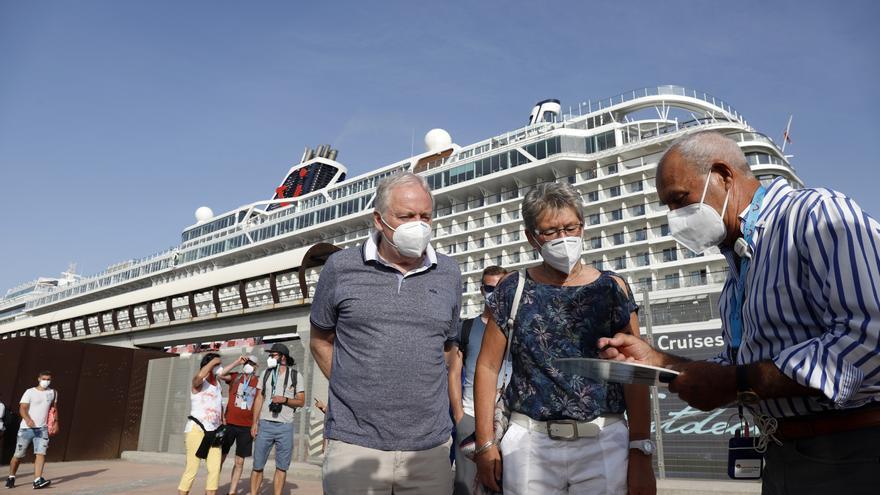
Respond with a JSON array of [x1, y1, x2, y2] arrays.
[[781, 115, 793, 154]]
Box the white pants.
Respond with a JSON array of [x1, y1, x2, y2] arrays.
[[322, 438, 453, 495], [499, 420, 629, 494]]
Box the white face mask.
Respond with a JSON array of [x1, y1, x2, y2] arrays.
[[539, 236, 583, 274], [213, 365, 223, 376], [243, 364, 255, 374], [39, 380, 51, 389], [266, 357, 278, 369], [380, 216, 432, 258], [667, 172, 730, 255]]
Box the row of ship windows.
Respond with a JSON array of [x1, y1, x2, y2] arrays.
[[27, 259, 173, 308], [456, 244, 705, 279], [426, 137, 561, 191]]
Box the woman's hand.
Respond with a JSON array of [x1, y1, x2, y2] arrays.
[[475, 445, 503, 492], [627, 452, 657, 495]]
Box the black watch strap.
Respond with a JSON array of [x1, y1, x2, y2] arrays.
[[736, 364, 749, 392], [736, 365, 760, 404]]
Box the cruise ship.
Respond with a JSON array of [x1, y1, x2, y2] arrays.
[[0, 85, 800, 341]]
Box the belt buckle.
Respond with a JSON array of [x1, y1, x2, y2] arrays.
[[547, 420, 578, 441]]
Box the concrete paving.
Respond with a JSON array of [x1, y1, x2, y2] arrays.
[[2, 457, 322, 495], [1, 453, 762, 495]]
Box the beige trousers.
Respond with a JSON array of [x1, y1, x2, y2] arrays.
[[322, 438, 453, 495]]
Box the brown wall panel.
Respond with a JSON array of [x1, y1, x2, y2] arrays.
[[65, 345, 133, 460], [0, 337, 173, 465]]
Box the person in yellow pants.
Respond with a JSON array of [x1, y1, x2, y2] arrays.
[[179, 427, 221, 494], [178, 352, 227, 495]]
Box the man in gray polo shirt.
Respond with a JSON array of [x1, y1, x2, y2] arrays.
[[310, 172, 462, 494]]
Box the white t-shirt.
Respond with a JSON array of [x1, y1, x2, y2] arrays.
[[185, 378, 223, 433], [20, 388, 56, 429], [0, 401, 6, 431]]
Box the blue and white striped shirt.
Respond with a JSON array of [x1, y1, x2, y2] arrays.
[[713, 177, 880, 418]]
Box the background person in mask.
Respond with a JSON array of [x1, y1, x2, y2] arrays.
[[599, 131, 880, 495], [217, 354, 259, 495], [179, 353, 225, 495], [6, 371, 57, 490], [449, 265, 510, 495], [249, 343, 304, 495], [310, 172, 462, 494], [473, 182, 656, 495]]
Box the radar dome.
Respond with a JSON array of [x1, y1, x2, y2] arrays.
[[195, 206, 214, 224], [424, 128, 452, 153]]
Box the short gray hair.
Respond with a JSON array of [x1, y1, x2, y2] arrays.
[[661, 131, 753, 177], [521, 181, 585, 234], [374, 172, 434, 214]]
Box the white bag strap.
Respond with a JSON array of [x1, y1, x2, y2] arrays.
[[499, 269, 527, 391]]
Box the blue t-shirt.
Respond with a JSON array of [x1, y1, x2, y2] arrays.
[[460, 316, 511, 416], [487, 270, 637, 421]]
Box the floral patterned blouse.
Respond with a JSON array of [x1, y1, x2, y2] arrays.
[[487, 270, 638, 421]]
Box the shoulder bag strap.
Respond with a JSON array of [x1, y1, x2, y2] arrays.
[[499, 269, 527, 391]]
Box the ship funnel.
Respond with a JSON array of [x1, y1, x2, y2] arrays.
[[529, 99, 561, 125], [328, 149, 338, 161]]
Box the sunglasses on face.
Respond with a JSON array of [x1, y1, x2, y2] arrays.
[[481, 284, 496, 294]]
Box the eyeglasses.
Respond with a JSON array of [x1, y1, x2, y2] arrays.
[[481, 284, 496, 294], [534, 223, 584, 238]]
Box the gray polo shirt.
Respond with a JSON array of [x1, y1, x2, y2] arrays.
[[310, 232, 461, 451]]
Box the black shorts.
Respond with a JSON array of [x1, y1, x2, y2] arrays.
[[221, 424, 254, 458]]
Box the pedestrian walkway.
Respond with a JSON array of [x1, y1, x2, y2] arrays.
[[2, 456, 323, 495]]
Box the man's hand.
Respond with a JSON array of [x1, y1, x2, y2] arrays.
[[627, 452, 657, 495], [251, 422, 259, 438], [475, 446, 502, 492], [668, 361, 737, 411], [597, 333, 663, 367], [24, 418, 36, 428], [271, 395, 287, 404], [453, 408, 465, 425]]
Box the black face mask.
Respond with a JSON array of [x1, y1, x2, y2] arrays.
[[481, 284, 496, 294]]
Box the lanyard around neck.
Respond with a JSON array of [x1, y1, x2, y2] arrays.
[[729, 185, 767, 359]]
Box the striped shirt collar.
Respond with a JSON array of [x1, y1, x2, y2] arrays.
[[362, 230, 437, 273], [722, 177, 793, 271]]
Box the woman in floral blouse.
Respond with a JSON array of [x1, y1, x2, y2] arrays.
[[473, 182, 655, 494]]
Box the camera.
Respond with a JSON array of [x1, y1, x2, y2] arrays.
[[269, 402, 283, 415]]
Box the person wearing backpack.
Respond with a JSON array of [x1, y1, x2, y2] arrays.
[[217, 354, 259, 495], [449, 265, 509, 495], [6, 371, 57, 490], [249, 343, 304, 495]]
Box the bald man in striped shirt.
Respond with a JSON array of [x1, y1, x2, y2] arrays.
[[599, 131, 880, 494]]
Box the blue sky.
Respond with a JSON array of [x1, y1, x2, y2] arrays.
[[1, 0, 878, 290]]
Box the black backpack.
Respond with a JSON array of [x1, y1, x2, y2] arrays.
[[459, 317, 477, 364]]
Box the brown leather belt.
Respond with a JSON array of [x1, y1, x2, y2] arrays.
[[776, 404, 880, 440]]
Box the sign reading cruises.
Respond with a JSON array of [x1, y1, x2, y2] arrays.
[[650, 329, 752, 479]]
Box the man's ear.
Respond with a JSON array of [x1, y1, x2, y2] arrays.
[[711, 162, 735, 189]]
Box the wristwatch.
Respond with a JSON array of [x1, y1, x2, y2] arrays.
[[628, 439, 656, 456], [736, 365, 760, 404]]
